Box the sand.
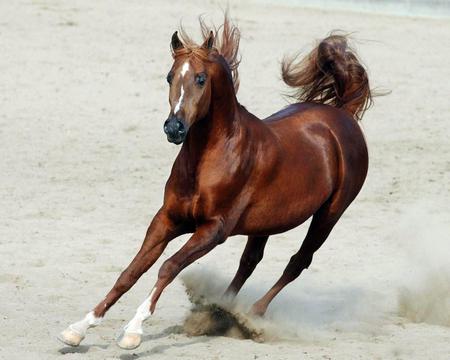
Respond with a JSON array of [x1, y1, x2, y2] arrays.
[[0, 0, 449, 359]]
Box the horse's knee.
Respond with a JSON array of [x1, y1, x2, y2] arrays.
[[113, 271, 136, 294], [158, 259, 179, 283]]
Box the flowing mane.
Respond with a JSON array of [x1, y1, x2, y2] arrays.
[[171, 14, 241, 92]]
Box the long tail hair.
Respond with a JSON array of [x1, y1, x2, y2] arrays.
[[282, 34, 372, 120]]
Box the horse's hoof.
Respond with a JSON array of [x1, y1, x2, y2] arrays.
[[117, 332, 142, 350], [58, 327, 84, 347]]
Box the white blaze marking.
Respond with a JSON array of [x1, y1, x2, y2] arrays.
[[180, 61, 190, 76], [123, 288, 156, 335], [68, 311, 102, 337], [174, 61, 190, 114], [174, 86, 184, 114]]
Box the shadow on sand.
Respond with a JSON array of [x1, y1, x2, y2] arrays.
[[57, 325, 207, 358], [58, 343, 109, 355], [118, 325, 211, 359]]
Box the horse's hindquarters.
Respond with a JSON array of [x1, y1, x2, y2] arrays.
[[233, 105, 368, 237]]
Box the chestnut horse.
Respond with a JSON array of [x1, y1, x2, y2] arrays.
[[60, 16, 371, 350]]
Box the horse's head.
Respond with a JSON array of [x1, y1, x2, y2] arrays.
[[163, 17, 240, 145], [164, 31, 215, 144]]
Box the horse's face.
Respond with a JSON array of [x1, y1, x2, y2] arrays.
[[164, 32, 214, 145]]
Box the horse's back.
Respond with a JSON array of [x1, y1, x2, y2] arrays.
[[264, 102, 367, 168], [264, 102, 362, 138]]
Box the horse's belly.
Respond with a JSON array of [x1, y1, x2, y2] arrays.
[[232, 182, 330, 236], [234, 207, 311, 236]]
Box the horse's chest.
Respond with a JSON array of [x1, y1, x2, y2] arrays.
[[174, 172, 243, 222], [190, 193, 202, 219], [169, 149, 252, 222]]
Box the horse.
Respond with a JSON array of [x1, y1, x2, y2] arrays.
[[59, 15, 372, 350]]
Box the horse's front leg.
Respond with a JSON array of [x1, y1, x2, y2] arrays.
[[118, 218, 226, 349], [59, 209, 181, 347]]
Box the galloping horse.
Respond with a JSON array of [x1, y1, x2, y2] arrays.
[[60, 15, 371, 350]]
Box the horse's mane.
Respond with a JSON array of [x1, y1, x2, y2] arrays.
[[172, 13, 241, 93]]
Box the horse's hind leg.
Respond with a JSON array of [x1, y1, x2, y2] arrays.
[[249, 202, 344, 316], [223, 235, 269, 299]]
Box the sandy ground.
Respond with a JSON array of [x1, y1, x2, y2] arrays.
[[1, 0, 449, 359]]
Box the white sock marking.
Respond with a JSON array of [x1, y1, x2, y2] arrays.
[[123, 288, 156, 335], [68, 311, 102, 337]]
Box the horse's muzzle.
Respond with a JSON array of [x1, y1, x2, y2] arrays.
[[164, 117, 186, 144]]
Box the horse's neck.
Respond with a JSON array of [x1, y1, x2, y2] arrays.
[[180, 93, 246, 169]]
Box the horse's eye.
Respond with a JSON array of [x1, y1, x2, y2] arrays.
[[195, 73, 207, 87], [166, 72, 173, 85]]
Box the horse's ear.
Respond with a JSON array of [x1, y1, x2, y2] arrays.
[[171, 31, 183, 51], [201, 31, 214, 50]]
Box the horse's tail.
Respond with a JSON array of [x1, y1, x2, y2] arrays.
[[281, 34, 372, 120]]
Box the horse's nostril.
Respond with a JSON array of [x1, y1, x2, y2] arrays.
[[164, 118, 186, 143], [163, 119, 170, 134], [176, 121, 185, 133]]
